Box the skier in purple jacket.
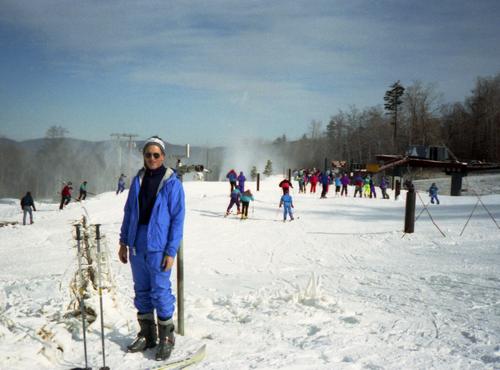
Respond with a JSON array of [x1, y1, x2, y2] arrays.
[[237, 171, 246, 192], [226, 187, 241, 216], [340, 173, 350, 196]]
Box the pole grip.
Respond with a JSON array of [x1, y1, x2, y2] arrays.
[[75, 224, 81, 240], [95, 224, 101, 240]]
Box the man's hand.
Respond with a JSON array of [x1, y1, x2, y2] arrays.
[[162, 255, 175, 271], [118, 244, 128, 264]]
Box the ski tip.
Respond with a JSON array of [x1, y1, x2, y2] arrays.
[[147, 344, 207, 370]]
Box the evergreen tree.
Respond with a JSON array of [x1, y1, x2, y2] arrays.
[[250, 166, 258, 180], [263, 160, 273, 176], [384, 80, 405, 151]]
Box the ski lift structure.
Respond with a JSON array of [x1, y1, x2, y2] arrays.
[[168, 144, 211, 181], [375, 145, 500, 196]]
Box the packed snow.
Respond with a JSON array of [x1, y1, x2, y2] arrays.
[[1, 175, 499, 369]]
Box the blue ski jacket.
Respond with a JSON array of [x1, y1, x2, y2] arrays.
[[120, 167, 185, 257], [429, 184, 439, 196]]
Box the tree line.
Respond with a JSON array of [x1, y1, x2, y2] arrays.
[[1, 72, 498, 198], [270, 72, 500, 169]]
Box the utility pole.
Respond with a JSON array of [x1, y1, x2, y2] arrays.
[[110, 133, 138, 182]]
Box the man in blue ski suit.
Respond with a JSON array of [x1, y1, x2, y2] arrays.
[[279, 193, 294, 221], [119, 136, 185, 361]]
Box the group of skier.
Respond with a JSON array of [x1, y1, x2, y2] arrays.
[[224, 167, 440, 222], [59, 173, 127, 211], [58, 180, 90, 209], [293, 169, 393, 200], [225, 169, 254, 219], [19, 173, 127, 225]]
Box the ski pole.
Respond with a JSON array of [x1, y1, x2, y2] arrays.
[[74, 224, 91, 370], [95, 224, 110, 370]]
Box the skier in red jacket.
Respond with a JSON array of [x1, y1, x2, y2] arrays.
[[309, 173, 318, 193], [59, 182, 73, 210]]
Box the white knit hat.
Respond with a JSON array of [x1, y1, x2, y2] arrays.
[[143, 136, 166, 154]]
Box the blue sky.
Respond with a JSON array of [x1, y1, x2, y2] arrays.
[[0, 0, 499, 146]]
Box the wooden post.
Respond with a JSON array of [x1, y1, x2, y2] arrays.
[[450, 173, 463, 196], [176, 173, 185, 336], [288, 168, 291, 181], [404, 183, 416, 233], [257, 173, 260, 191]]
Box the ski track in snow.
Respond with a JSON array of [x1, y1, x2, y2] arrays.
[[1, 176, 500, 369]]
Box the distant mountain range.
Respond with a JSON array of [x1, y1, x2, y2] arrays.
[[0, 137, 227, 198]]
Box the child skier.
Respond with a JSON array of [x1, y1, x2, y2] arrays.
[[363, 176, 371, 198], [240, 189, 254, 220], [279, 192, 294, 222], [279, 178, 293, 194], [429, 183, 440, 204], [226, 187, 241, 216], [335, 175, 341, 196]]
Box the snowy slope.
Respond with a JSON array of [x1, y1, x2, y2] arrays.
[[0, 176, 499, 369]]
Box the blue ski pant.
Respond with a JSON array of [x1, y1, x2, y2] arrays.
[[283, 205, 293, 220], [430, 195, 440, 204], [129, 226, 175, 319]]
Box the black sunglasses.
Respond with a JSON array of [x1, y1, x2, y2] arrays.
[[144, 152, 161, 159]]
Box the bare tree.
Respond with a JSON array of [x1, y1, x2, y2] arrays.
[[309, 120, 323, 140], [46, 125, 69, 139], [403, 81, 443, 146]]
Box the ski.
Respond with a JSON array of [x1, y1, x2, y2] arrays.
[[145, 344, 206, 370]]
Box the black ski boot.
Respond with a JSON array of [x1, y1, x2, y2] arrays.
[[127, 313, 157, 352], [156, 318, 175, 361]]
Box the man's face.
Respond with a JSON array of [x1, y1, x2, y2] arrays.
[[143, 145, 165, 170]]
